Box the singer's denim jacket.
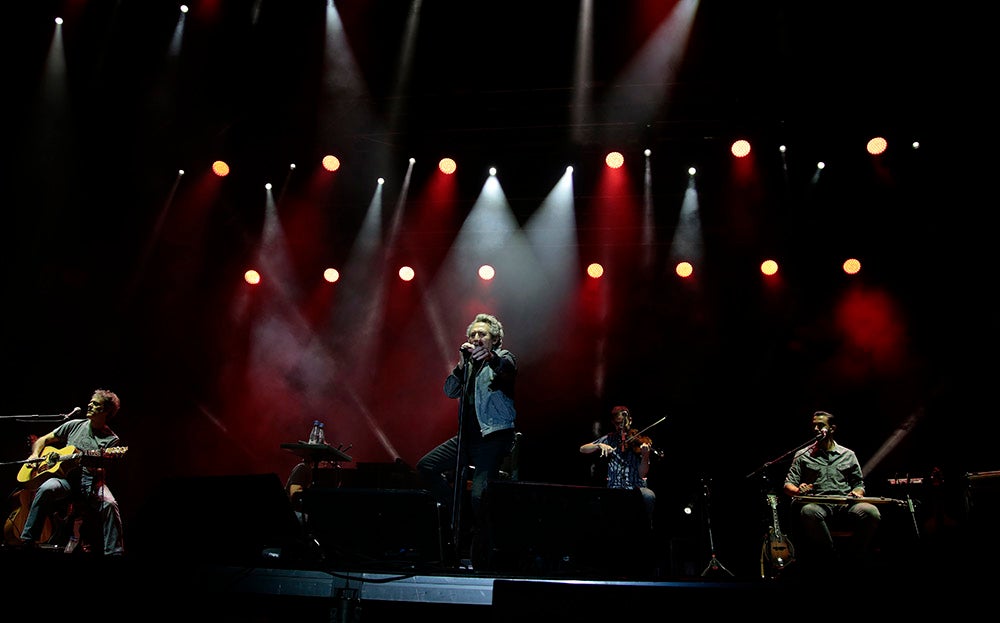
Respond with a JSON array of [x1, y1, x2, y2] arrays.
[[444, 348, 517, 437]]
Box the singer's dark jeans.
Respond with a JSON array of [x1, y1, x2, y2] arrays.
[[417, 428, 516, 533]]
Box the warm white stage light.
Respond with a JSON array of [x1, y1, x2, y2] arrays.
[[323, 268, 340, 283], [244, 270, 261, 285], [478, 265, 495, 280], [866, 137, 887, 155], [398, 266, 415, 281], [730, 139, 751, 158], [675, 262, 693, 278], [439, 158, 457, 174], [605, 151, 624, 169], [843, 258, 861, 275], [587, 263, 604, 278], [760, 259, 778, 276]]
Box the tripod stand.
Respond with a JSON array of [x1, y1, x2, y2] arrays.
[[699, 477, 734, 577]]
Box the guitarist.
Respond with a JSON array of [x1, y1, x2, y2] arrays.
[[783, 411, 880, 576], [16, 388, 125, 556]]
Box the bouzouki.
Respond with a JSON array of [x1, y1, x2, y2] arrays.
[[16, 445, 128, 490], [761, 493, 795, 578]]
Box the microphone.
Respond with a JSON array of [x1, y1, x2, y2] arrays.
[[815, 427, 828, 440], [64, 406, 82, 419]]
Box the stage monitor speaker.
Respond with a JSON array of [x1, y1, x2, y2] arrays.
[[302, 488, 443, 570], [485, 481, 655, 577], [131, 472, 304, 566]]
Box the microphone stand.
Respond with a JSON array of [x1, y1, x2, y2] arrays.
[[699, 476, 734, 578], [0, 413, 71, 422], [746, 431, 826, 481], [450, 355, 474, 565]]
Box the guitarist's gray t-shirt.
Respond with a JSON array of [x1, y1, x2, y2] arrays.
[[51, 418, 120, 493]]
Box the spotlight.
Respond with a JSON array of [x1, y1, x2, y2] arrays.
[[866, 137, 887, 155], [439, 158, 457, 174]]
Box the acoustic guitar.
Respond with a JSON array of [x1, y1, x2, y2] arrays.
[[761, 493, 795, 578], [16, 445, 128, 490]]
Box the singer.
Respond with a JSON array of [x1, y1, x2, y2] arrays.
[[416, 313, 517, 569], [14, 388, 126, 555], [783, 410, 880, 578]]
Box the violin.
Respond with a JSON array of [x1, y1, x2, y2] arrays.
[[621, 428, 665, 459], [624, 429, 652, 454]]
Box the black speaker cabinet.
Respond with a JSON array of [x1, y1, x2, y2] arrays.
[[485, 481, 655, 578], [302, 488, 443, 569], [131, 472, 304, 566]]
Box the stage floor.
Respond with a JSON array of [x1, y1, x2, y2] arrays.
[[1, 538, 988, 622]]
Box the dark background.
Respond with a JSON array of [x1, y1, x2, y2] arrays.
[[2, 1, 991, 576]]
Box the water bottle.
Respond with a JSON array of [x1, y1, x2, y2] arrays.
[[308, 420, 322, 444]]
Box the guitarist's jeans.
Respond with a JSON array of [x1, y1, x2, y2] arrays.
[[20, 477, 125, 556]]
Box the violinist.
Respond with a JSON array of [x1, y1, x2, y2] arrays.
[[580, 405, 656, 529]]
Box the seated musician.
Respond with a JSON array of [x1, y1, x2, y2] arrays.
[[16, 389, 126, 555], [285, 459, 340, 524], [783, 411, 880, 573]]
